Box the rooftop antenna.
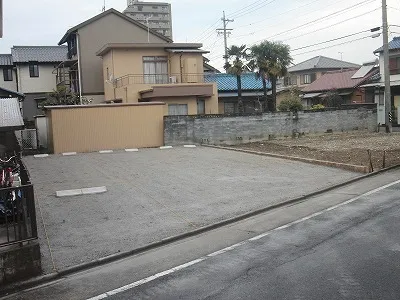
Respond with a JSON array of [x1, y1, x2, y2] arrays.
[[102, 0, 106, 12]]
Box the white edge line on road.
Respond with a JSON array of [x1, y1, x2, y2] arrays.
[[86, 179, 400, 300]]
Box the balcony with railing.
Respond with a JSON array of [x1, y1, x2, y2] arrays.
[[114, 73, 214, 88]]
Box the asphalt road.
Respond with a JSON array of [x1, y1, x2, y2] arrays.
[[100, 180, 400, 299], [3, 170, 400, 300]]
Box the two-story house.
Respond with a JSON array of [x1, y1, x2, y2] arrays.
[[56, 8, 172, 105], [96, 43, 219, 115], [286, 56, 361, 88], [369, 36, 400, 125], [10, 46, 67, 121]]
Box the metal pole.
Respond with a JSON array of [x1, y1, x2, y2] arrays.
[[382, 0, 392, 133], [217, 11, 234, 67]]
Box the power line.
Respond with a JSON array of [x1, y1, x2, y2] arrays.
[[292, 34, 376, 56], [194, 19, 221, 42], [281, 8, 381, 42], [249, 0, 376, 45], [388, 6, 400, 12], [227, 0, 271, 18], [291, 28, 379, 51], [228, 0, 277, 20]]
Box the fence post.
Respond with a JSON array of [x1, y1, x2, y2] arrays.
[[368, 149, 374, 173]]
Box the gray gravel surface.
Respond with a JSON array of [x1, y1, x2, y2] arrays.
[[23, 147, 358, 273]]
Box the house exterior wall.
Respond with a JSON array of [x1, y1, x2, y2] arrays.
[[350, 89, 365, 103], [101, 47, 218, 115], [0, 67, 17, 91], [16, 64, 57, 93], [379, 49, 400, 82], [22, 93, 46, 122], [46, 103, 165, 154], [76, 12, 168, 96]]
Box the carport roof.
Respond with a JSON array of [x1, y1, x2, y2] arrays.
[[0, 98, 24, 130]]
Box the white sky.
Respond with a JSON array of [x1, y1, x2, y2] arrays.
[[1, 0, 400, 71]]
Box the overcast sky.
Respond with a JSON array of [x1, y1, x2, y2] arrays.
[[1, 0, 400, 71]]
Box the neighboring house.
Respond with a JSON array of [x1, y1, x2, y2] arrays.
[[286, 56, 361, 88], [362, 36, 400, 125], [57, 8, 172, 105], [11, 46, 67, 122], [203, 57, 221, 74], [301, 64, 378, 108], [0, 86, 24, 100], [205, 73, 271, 114], [96, 42, 219, 115], [0, 54, 16, 91], [123, 0, 173, 39]]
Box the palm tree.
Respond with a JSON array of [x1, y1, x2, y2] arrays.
[[224, 45, 250, 114], [250, 41, 292, 112]]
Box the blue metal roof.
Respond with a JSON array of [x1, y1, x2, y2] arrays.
[[374, 36, 400, 53], [205, 73, 271, 92]]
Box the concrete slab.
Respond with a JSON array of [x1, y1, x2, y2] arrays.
[[81, 186, 107, 195], [56, 189, 82, 197], [23, 147, 359, 273]]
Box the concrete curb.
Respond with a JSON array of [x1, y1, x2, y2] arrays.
[[204, 145, 369, 173], [2, 164, 400, 297]]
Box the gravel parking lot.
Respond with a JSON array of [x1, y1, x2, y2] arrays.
[[24, 147, 359, 273]]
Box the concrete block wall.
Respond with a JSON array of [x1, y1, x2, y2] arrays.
[[0, 242, 41, 284], [164, 109, 377, 146]]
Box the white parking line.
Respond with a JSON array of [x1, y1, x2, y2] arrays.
[[160, 146, 173, 150], [62, 152, 77, 156], [125, 149, 139, 152], [34, 154, 49, 158], [56, 186, 107, 197], [86, 179, 400, 300], [184, 145, 197, 148], [99, 150, 114, 154]]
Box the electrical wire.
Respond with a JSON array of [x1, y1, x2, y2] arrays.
[[227, 0, 274, 18], [291, 29, 377, 51], [281, 8, 381, 42], [292, 34, 376, 56], [249, 0, 377, 45], [228, 0, 277, 20], [194, 19, 221, 42]]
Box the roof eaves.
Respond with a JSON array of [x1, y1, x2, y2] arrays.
[[58, 8, 172, 45]]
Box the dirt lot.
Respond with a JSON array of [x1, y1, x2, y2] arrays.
[[233, 132, 400, 172]]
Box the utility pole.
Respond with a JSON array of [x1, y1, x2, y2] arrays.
[[217, 11, 234, 66], [382, 0, 392, 133]]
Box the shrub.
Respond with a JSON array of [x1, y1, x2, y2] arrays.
[[311, 104, 325, 110], [278, 97, 303, 112]]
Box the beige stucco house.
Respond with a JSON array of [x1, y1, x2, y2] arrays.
[[96, 43, 219, 115], [56, 8, 172, 104]]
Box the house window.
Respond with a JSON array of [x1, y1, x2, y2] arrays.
[[197, 99, 205, 114], [3, 68, 13, 81], [168, 104, 188, 116], [389, 57, 400, 75], [143, 56, 168, 84], [29, 62, 39, 77], [301, 73, 316, 84]]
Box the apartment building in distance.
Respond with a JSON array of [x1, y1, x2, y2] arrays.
[[123, 0, 173, 39]]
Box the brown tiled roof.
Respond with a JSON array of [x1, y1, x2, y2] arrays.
[[302, 68, 378, 93]]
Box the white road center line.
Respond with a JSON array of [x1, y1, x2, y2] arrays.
[[86, 179, 400, 300]]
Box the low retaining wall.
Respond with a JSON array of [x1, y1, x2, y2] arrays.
[[164, 109, 377, 145], [0, 242, 41, 284]]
